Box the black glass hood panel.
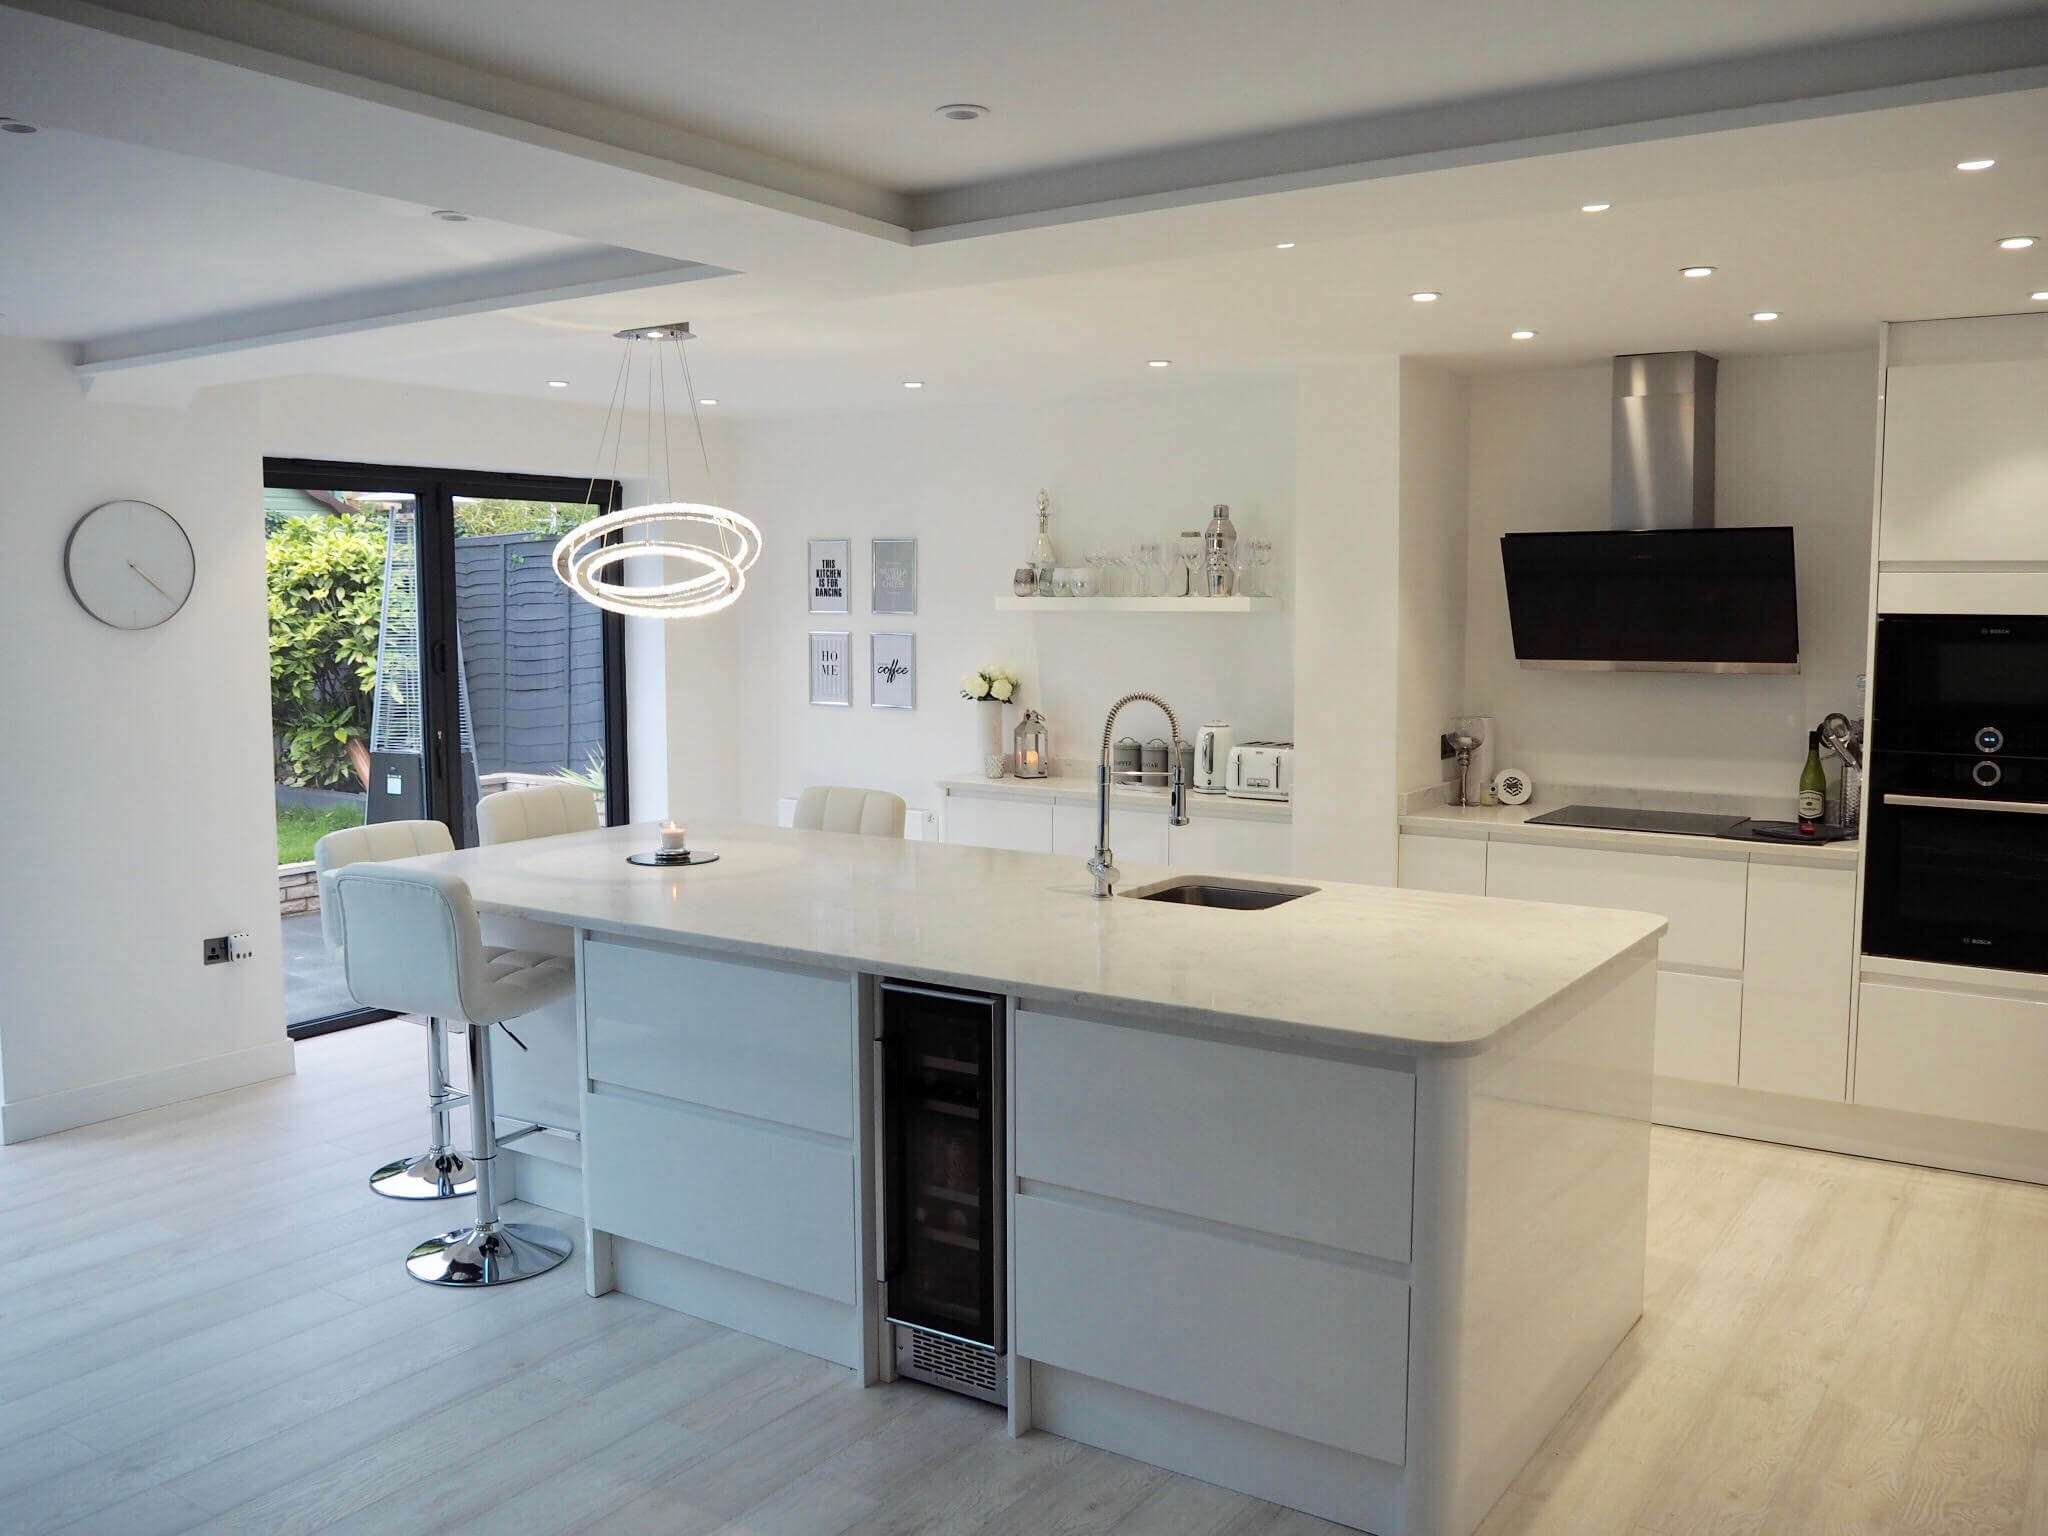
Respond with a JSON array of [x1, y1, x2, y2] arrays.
[[1500, 527, 1799, 673]]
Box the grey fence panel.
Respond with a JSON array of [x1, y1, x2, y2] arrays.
[[454, 532, 608, 779]]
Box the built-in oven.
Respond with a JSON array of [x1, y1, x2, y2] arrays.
[[1863, 614, 2048, 973], [877, 979, 1006, 1405]]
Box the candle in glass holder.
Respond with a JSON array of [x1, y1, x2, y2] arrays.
[[1023, 748, 1041, 774], [660, 820, 688, 853]]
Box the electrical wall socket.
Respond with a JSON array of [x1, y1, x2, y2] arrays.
[[202, 936, 231, 965], [229, 932, 254, 961]]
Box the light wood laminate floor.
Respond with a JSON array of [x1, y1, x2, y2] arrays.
[[2, 1022, 2045, 1535]]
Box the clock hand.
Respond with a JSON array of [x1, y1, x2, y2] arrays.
[[127, 560, 173, 600]]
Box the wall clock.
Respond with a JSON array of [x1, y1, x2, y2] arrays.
[[63, 500, 196, 629]]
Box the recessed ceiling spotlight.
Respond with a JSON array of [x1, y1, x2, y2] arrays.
[[0, 118, 36, 134], [1274, 241, 1296, 249], [546, 379, 569, 388], [1680, 266, 1716, 278], [2033, 291, 2048, 302], [903, 380, 924, 389], [1580, 202, 1611, 213], [697, 398, 718, 406], [1410, 291, 1441, 303], [1147, 359, 1173, 367], [1998, 235, 2038, 250], [1751, 311, 1781, 322], [1956, 158, 1997, 172], [934, 103, 990, 121], [429, 208, 469, 222], [1510, 330, 1537, 341]]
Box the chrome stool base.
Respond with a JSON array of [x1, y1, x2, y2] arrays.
[[406, 1220, 572, 1287], [370, 1149, 475, 1201]]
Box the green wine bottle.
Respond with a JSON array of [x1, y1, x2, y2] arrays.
[[1798, 730, 1826, 832]]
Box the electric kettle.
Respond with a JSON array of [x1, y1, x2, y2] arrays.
[[1193, 722, 1235, 794]]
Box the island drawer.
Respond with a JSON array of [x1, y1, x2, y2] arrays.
[[1013, 1192, 1409, 1463], [1014, 1010, 1414, 1262], [583, 1089, 858, 1304], [582, 938, 855, 1138]]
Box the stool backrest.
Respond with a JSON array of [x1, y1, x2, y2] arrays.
[[328, 863, 485, 1024], [312, 819, 454, 960], [792, 786, 907, 838], [477, 783, 601, 846]]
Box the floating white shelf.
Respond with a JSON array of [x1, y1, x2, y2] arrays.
[[993, 595, 1282, 613]]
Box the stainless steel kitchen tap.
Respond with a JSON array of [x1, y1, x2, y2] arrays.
[[1090, 692, 1190, 897]]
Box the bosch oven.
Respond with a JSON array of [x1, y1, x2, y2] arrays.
[[1863, 614, 2048, 973]]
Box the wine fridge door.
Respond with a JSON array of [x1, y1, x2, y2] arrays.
[[879, 980, 1005, 1403]]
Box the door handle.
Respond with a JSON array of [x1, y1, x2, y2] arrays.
[[872, 1037, 889, 1286], [1881, 793, 2048, 816]]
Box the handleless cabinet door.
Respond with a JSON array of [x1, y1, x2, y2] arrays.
[[1880, 355, 2048, 564], [1167, 815, 1293, 877], [943, 794, 1054, 852], [1055, 800, 1167, 864], [1484, 840, 1746, 972], [1398, 833, 1487, 894], [1739, 863, 1855, 1101]]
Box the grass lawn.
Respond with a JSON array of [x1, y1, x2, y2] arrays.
[[277, 803, 364, 864]]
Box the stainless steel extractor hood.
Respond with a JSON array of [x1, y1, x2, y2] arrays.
[[1611, 351, 1716, 531], [1498, 348, 1800, 675]]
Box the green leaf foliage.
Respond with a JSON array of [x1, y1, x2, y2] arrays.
[[267, 513, 386, 789]]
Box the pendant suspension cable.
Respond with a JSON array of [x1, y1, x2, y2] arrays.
[[582, 337, 635, 513], [556, 321, 761, 619]]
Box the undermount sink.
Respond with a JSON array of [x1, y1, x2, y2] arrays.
[[1122, 877, 1318, 910]]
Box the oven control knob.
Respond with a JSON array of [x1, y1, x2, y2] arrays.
[[1976, 725, 2005, 754], [1974, 759, 2003, 788]]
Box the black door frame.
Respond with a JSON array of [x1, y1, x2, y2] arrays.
[[265, 458, 627, 1039]]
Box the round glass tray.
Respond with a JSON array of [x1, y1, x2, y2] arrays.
[[625, 849, 720, 867]]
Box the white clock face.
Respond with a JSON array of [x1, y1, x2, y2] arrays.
[[64, 501, 196, 630]]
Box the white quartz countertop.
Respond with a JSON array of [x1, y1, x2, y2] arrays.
[[396, 823, 1663, 1058], [939, 771, 1292, 822], [1401, 800, 1860, 868]]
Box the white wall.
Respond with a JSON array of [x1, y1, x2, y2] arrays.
[[711, 382, 1296, 826], [0, 339, 293, 1141], [1461, 350, 1877, 804], [1396, 361, 1470, 796], [1292, 360, 1404, 884]]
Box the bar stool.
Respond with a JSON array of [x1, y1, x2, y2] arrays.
[[792, 785, 907, 837], [313, 821, 474, 1202], [328, 861, 576, 1287], [476, 783, 598, 957]]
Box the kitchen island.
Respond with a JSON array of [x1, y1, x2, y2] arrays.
[[399, 822, 1664, 1536]]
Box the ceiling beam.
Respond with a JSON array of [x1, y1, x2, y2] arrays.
[[908, 11, 2048, 235], [73, 247, 726, 374]]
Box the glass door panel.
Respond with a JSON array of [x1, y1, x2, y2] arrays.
[[265, 487, 420, 1032]]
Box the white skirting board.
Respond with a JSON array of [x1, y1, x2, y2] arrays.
[[0, 1038, 297, 1144], [1654, 1075, 2048, 1186]]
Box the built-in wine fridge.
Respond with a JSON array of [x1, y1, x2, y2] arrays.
[[878, 979, 1006, 1405]]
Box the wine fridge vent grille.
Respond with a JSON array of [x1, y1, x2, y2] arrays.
[[897, 1325, 1003, 1403]]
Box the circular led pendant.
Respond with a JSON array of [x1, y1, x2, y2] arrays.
[[553, 503, 762, 619]]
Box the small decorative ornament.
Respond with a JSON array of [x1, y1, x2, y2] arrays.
[[961, 664, 1022, 776], [627, 820, 720, 866], [1013, 710, 1050, 778], [1494, 768, 1534, 806]]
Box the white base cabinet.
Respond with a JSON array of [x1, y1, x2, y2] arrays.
[[1402, 830, 1857, 1106], [947, 786, 1288, 877], [943, 794, 1053, 852], [1856, 978, 2048, 1134]]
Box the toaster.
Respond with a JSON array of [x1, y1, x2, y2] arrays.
[[1225, 742, 1293, 801]]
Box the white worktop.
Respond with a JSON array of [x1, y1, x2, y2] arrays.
[[1402, 795, 1860, 868], [940, 770, 1292, 822], [402, 822, 1661, 1058]]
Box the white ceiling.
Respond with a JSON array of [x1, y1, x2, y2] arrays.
[[0, 131, 604, 338], [2, 0, 2045, 418], [254, 0, 2045, 190]]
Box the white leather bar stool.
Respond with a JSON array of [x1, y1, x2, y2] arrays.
[[475, 783, 598, 956], [792, 785, 908, 838], [314, 821, 474, 1202], [329, 862, 576, 1287]]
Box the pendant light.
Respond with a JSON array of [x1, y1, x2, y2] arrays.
[[553, 323, 761, 619]]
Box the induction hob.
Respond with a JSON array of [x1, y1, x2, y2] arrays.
[[1525, 804, 1749, 837]]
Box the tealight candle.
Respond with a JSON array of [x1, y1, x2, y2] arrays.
[[660, 820, 687, 852], [1023, 749, 1041, 773]]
